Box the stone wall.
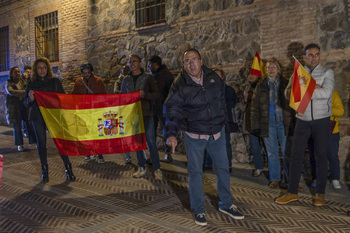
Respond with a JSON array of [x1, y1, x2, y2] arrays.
[[0, 0, 349, 176]]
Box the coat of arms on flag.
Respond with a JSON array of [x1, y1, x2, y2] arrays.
[[289, 58, 316, 114], [34, 91, 147, 156]]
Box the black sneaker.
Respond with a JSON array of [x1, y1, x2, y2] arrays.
[[194, 213, 207, 226], [219, 204, 244, 219]]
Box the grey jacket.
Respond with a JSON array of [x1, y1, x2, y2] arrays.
[[120, 70, 158, 117], [285, 64, 334, 121]]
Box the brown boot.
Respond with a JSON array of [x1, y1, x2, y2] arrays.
[[269, 181, 280, 189], [313, 194, 325, 206], [275, 193, 299, 205]]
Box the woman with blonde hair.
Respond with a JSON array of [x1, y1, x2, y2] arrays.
[[25, 57, 76, 182]]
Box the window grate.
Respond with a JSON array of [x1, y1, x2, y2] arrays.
[[0, 26, 9, 72], [135, 0, 166, 28], [35, 11, 59, 62]]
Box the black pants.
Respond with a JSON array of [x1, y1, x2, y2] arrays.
[[32, 112, 70, 166], [287, 117, 330, 194]]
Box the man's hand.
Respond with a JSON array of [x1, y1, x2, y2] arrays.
[[29, 90, 35, 101], [139, 89, 145, 98], [166, 136, 177, 154], [315, 84, 322, 89]]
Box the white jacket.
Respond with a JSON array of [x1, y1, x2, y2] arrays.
[[296, 64, 334, 121]]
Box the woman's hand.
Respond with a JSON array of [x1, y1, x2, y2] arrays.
[[29, 90, 35, 101]]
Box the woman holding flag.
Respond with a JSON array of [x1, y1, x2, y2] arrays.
[[25, 57, 76, 183], [251, 58, 291, 189]]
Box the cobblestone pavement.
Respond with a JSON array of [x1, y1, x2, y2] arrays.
[[0, 125, 350, 233]]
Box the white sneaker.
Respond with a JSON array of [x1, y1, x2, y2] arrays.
[[133, 167, 147, 178], [331, 180, 341, 189], [18, 145, 24, 151], [154, 169, 163, 180], [83, 155, 96, 162]]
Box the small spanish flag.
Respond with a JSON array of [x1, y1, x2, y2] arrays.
[[250, 52, 266, 77], [289, 59, 316, 114], [34, 91, 147, 156]]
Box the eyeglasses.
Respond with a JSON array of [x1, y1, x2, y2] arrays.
[[183, 57, 200, 65], [128, 60, 139, 64]]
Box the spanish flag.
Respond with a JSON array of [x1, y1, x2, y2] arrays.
[[34, 91, 147, 156], [289, 59, 316, 114], [250, 52, 266, 77]]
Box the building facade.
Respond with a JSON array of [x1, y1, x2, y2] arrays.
[[0, 0, 349, 174]]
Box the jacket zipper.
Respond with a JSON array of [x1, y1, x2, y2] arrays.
[[202, 86, 213, 135], [310, 99, 314, 120]]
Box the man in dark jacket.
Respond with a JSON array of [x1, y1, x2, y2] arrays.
[[148, 55, 174, 162], [163, 48, 244, 226], [121, 54, 162, 181]]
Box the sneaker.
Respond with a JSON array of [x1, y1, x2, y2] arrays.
[[331, 180, 341, 189], [194, 213, 207, 226], [83, 155, 96, 162], [219, 204, 244, 220], [23, 132, 28, 138], [313, 194, 325, 207], [164, 153, 173, 162], [18, 145, 24, 152], [269, 181, 280, 189], [275, 193, 299, 205], [133, 167, 147, 178], [154, 169, 162, 180], [97, 158, 105, 164], [252, 169, 262, 177], [125, 158, 132, 165]]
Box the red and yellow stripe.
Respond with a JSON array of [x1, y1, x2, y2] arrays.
[[34, 91, 146, 155], [290, 59, 316, 114]]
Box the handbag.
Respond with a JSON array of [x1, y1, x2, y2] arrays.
[[225, 109, 240, 133], [329, 116, 336, 135]]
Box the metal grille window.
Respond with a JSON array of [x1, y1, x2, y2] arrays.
[[0, 26, 9, 72], [35, 11, 59, 62], [135, 0, 165, 28]]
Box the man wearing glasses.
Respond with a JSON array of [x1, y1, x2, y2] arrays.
[[120, 54, 162, 180], [163, 48, 244, 226]]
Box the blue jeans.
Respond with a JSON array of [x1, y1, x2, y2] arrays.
[[184, 127, 233, 214], [263, 115, 287, 182], [136, 116, 160, 171], [32, 113, 70, 166], [125, 152, 131, 160], [249, 134, 263, 170], [13, 102, 36, 145], [288, 117, 330, 194], [327, 133, 340, 180], [205, 132, 232, 168]]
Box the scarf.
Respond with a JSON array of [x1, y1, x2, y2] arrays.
[[268, 75, 283, 122]]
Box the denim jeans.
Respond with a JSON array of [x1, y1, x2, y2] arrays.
[[263, 114, 287, 182], [136, 116, 160, 171], [13, 102, 36, 145], [205, 132, 232, 168], [288, 117, 330, 194], [249, 134, 263, 170], [32, 113, 70, 166], [125, 152, 131, 160], [327, 133, 340, 180], [184, 127, 233, 214]]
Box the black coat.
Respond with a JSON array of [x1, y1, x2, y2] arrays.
[[163, 65, 226, 139], [25, 77, 65, 122]]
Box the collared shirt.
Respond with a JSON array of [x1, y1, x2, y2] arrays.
[[185, 70, 221, 140]]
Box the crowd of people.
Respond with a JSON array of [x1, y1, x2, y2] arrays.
[[5, 43, 345, 226]]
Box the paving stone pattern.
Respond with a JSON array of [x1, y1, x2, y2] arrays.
[[0, 126, 349, 233]]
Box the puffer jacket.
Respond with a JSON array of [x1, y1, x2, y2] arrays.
[[330, 91, 344, 134], [25, 76, 65, 122], [163, 65, 226, 139], [297, 64, 334, 121], [120, 70, 158, 117], [251, 75, 291, 138], [5, 79, 27, 124]]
